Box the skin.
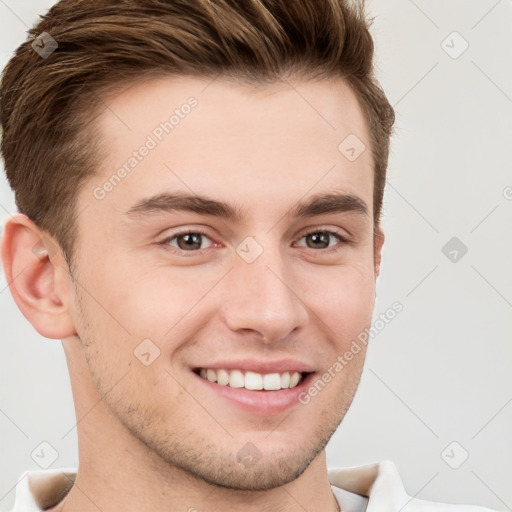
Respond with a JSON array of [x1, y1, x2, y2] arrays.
[[2, 75, 384, 512]]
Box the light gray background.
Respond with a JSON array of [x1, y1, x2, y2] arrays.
[[1, 1, 511, 510]]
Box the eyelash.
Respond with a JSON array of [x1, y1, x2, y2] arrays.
[[158, 227, 351, 257]]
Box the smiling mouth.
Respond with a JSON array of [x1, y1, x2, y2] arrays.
[[194, 368, 309, 391]]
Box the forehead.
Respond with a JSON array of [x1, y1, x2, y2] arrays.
[[97, 74, 370, 150], [83, 75, 374, 223]]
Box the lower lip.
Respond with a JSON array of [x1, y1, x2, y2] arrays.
[[193, 372, 316, 415]]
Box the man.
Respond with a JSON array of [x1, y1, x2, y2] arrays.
[[0, 0, 501, 510]]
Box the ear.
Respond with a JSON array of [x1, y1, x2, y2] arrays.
[[373, 226, 385, 278], [1, 213, 76, 339]]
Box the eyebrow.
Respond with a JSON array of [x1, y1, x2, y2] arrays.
[[125, 191, 369, 222]]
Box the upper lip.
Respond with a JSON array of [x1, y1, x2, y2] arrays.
[[193, 358, 315, 374]]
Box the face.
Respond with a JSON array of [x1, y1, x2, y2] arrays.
[[67, 75, 382, 490]]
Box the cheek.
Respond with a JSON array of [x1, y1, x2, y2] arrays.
[[75, 256, 173, 340], [301, 263, 376, 337], [75, 285, 181, 407]]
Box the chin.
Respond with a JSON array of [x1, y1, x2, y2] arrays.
[[158, 422, 338, 492], [186, 447, 320, 491]]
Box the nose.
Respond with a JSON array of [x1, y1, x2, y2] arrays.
[[220, 243, 309, 344]]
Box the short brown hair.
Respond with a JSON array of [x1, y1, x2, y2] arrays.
[[0, 0, 394, 268]]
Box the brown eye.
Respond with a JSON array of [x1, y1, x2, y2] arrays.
[[176, 233, 203, 250], [297, 230, 345, 250], [162, 231, 213, 252], [305, 232, 331, 249]]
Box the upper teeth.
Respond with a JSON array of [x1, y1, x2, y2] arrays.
[[198, 369, 303, 390]]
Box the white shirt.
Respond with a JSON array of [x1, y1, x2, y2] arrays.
[[9, 460, 500, 511]]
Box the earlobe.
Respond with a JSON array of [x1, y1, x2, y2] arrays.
[[373, 227, 385, 277], [1, 214, 76, 339]]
